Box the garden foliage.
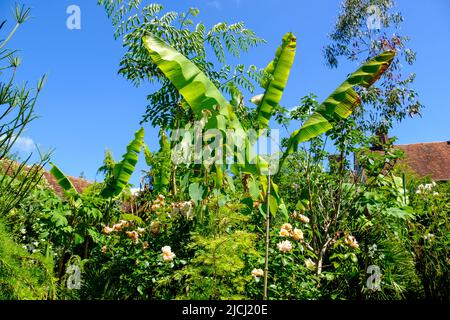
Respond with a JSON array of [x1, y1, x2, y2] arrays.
[[0, 1, 448, 301]]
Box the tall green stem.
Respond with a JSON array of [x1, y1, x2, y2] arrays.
[[0, 23, 19, 50], [263, 170, 271, 300]]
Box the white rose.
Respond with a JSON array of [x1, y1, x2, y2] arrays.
[[251, 268, 264, 278], [277, 240, 293, 253], [298, 214, 310, 224], [161, 246, 172, 255], [281, 223, 292, 231], [163, 251, 176, 262], [293, 228, 304, 242]]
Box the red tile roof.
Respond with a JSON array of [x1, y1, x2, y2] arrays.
[[1, 160, 92, 196], [396, 141, 450, 181]]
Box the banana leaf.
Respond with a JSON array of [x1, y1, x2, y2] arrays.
[[101, 128, 145, 198], [49, 163, 77, 194], [153, 131, 171, 192], [282, 51, 396, 164], [256, 32, 296, 128], [142, 34, 232, 125]]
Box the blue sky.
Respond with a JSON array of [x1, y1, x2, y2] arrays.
[[2, 0, 450, 186]]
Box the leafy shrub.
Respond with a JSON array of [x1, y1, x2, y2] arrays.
[[0, 220, 55, 299]]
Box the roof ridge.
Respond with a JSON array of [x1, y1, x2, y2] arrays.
[[66, 174, 93, 183], [395, 141, 450, 146]]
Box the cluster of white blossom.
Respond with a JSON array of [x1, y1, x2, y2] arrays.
[[277, 240, 293, 253], [424, 233, 435, 241], [416, 182, 439, 196]]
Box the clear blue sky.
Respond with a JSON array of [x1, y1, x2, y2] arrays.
[[2, 0, 450, 186]]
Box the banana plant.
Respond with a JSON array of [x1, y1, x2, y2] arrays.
[[254, 32, 296, 129], [143, 33, 395, 183], [142, 33, 294, 178], [101, 127, 145, 198], [49, 163, 78, 194]]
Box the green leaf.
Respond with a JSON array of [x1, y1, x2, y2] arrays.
[[258, 203, 267, 220], [142, 34, 231, 124], [189, 182, 204, 205], [241, 197, 254, 215], [143, 144, 153, 167], [295, 199, 309, 211], [248, 177, 260, 200], [120, 214, 143, 224], [74, 233, 85, 246], [225, 175, 235, 192], [153, 131, 171, 193], [257, 32, 296, 128], [51, 211, 68, 227], [180, 173, 190, 192], [268, 194, 278, 217], [282, 51, 396, 164], [143, 34, 269, 177], [49, 163, 77, 194], [385, 207, 413, 220], [279, 202, 288, 221], [101, 128, 145, 198]]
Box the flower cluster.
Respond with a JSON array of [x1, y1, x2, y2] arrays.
[[344, 232, 359, 249], [171, 200, 194, 219], [291, 211, 310, 224], [277, 240, 293, 253], [161, 246, 176, 262], [368, 244, 378, 258], [151, 194, 166, 211], [125, 230, 139, 244], [424, 233, 435, 241], [149, 221, 161, 235], [251, 268, 264, 279], [416, 182, 439, 196], [278, 223, 304, 242], [103, 220, 130, 234], [103, 220, 146, 245]]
